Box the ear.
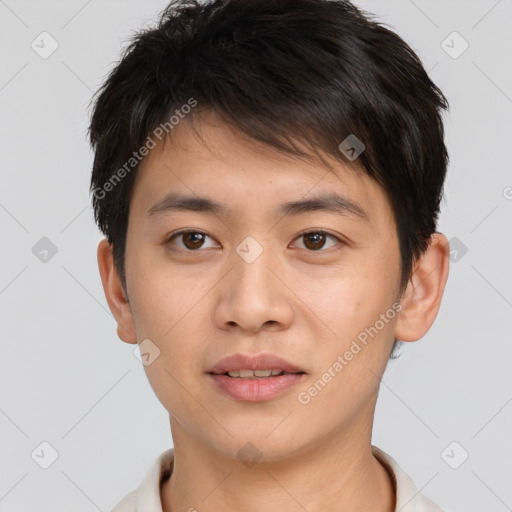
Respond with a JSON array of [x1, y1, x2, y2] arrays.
[[394, 232, 450, 342], [97, 238, 138, 344]]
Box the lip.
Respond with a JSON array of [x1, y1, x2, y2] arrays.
[[208, 353, 305, 375], [207, 353, 306, 403]]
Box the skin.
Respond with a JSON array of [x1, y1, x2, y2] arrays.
[[97, 112, 450, 512]]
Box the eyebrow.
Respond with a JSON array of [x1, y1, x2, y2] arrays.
[[146, 192, 370, 223]]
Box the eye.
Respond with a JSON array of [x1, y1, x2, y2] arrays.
[[164, 229, 344, 252], [165, 230, 218, 251], [292, 230, 343, 251]]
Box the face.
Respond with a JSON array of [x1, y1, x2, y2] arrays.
[[116, 113, 406, 460]]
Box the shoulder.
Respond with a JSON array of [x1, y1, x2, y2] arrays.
[[372, 445, 447, 512], [110, 448, 175, 512], [111, 489, 137, 512]]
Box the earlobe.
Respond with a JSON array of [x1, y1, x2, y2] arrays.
[[394, 232, 450, 343], [97, 238, 138, 344]]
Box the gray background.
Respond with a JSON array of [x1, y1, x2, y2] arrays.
[[1, 0, 511, 510]]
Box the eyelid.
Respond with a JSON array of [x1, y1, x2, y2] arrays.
[[165, 229, 217, 247], [165, 228, 209, 241]]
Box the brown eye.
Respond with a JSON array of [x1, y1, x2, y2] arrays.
[[294, 231, 342, 251], [166, 230, 216, 251]]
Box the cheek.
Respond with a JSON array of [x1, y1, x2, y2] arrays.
[[303, 262, 398, 387], [127, 252, 207, 340], [129, 267, 211, 412], [305, 267, 389, 336], [296, 305, 395, 431]]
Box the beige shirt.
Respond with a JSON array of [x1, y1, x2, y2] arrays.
[[112, 445, 447, 512]]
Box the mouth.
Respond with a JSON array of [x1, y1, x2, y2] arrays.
[[207, 352, 307, 377], [212, 369, 306, 379], [207, 353, 307, 402]]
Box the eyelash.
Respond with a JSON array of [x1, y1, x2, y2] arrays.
[[164, 229, 344, 252]]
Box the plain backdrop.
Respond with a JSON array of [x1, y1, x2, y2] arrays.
[[1, 1, 511, 511]]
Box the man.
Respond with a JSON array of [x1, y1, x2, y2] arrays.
[[89, 0, 451, 510]]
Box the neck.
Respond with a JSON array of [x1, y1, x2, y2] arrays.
[[161, 418, 395, 512]]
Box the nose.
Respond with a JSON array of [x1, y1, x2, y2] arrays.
[[213, 238, 294, 333]]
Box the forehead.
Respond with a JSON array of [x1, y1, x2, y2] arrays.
[[129, 114, 392, 230]]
